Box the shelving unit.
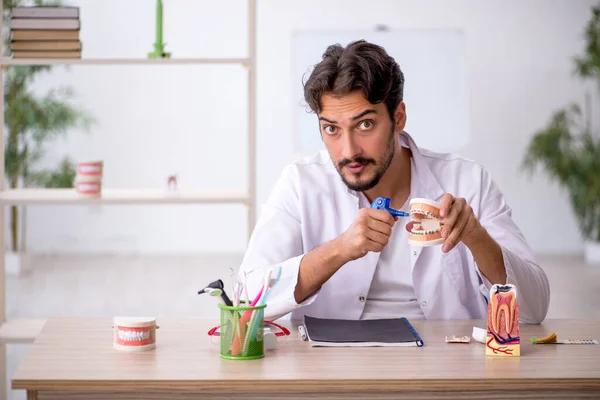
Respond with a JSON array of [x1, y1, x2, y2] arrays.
[[0, 57, 251, 65], [0, 188, 252, 205], [0, 0, 257, 346]]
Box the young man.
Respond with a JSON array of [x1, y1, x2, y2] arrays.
[[239, 40, 550, 324]]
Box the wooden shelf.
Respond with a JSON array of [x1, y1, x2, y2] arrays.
[[0, 319, 46, 343], [0, 57, 250, 66], [0, 188, 251, 205]]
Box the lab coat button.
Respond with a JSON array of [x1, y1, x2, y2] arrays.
[[412, 250, 417, 256], [421, 301, 427, 307], [359, 295, 365, 302]]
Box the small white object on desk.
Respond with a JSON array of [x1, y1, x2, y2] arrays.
[[263, 327, 277, 350], [298, 325, 307, 341], [445, 335, 471, 343], [472, 326, 487, 344]]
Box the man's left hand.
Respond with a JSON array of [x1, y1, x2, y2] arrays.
[[439, 193, 483, 253]]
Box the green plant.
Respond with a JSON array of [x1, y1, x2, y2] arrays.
[[522, 4, 600, 243], [3, 0, 94, 252]]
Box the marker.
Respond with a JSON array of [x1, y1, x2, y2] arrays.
[[298, 325, 308, 341]]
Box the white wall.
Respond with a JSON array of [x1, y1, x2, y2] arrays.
[[18, 0, 598, 255]]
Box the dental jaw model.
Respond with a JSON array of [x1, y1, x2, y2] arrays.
[[75, 161, 103, 197], [369, 196, 444, 247], [113, 317, 157, 352], [408, 198, 444, 247], [486, 284, 520, 357]]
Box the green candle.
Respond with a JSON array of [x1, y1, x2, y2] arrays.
[[156, 0, 163, 44], [148, 0, 170, 58]]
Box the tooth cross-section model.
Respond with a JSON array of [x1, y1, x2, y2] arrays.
[[486, 284, 520, 357], [408, 198, 445, 247]]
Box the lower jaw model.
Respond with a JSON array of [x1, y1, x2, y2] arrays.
[[407, 198, 445, 247]]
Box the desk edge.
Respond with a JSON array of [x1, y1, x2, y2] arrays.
[[11, 378, 600, 392]]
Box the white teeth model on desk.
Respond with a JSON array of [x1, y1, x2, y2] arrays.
[[75, 160, 103, 197], [112, 317, 158, 352]]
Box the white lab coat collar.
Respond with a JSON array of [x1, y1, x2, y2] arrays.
[[337, 130, 446, 203], [400, 131, 446, 202]]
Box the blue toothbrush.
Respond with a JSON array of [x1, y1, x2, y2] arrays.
[[370, 197, 410, 217]]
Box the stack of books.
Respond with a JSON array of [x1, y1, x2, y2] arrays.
[[9, 6, 81, 59]]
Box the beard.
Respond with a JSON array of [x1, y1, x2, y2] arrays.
[[335, 129, 396, 192]]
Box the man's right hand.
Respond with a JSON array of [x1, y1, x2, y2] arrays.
[[294, 207, 396, 304], [336, 208, 397, 262]]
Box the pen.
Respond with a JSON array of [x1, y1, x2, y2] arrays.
[[298, 325, 307, 341]]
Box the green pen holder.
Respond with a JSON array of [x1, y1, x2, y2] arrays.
[[218, 302, 266, 360]]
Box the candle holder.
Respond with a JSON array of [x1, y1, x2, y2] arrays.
[[148, 0, 171, 58]]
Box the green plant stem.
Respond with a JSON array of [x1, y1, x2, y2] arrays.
[[10, 206, 17, 253], [10, 172, 18, 252]]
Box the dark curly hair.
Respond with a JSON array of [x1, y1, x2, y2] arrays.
[[302, 40, 405, 121]]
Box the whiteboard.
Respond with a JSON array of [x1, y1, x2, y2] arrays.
[[291, 29, 469, 154]]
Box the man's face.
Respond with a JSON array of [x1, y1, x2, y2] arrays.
[[318, 91, 403, 191]]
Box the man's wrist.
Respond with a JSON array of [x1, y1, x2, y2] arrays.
[[329, 236, 350, 267], [464, 225, 498, 258], [462, 224, 487, 251], [294, 236, 349, 304], [464, 226, 507, 284]]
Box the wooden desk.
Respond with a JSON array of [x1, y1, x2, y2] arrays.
[[11, 317, 600, 400]]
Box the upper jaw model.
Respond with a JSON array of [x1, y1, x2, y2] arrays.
[[407, 198, 445, 247]]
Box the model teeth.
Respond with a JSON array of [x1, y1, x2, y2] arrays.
[[410, 209, 440, 219], [411, 229, 440, 235], [118, 330, 151, 342], [411, 226, 441, 235]]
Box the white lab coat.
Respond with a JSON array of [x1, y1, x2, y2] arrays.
[[238, 132, 550, 324]]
